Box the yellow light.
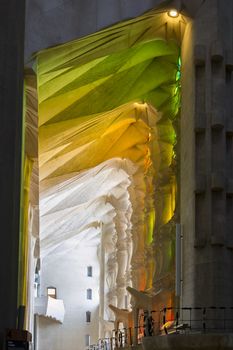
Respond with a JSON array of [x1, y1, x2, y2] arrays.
[[160, 320, 175, 330], [134, 102, 147, 109], [167, 9, 179, 18]]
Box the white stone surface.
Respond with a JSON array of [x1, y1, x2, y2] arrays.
[[34, 296, 65, 323], [37, 245, 100, 350], [47, 297, 65, 323], [37, 157, 143, 348]]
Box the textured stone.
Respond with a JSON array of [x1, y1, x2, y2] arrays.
[[211, 172, 225, 191], [211, 110, 225, 129], [195, 174, 206, 193], [195, 113, 206, 132], [211, 39, 225, 62], [194, 45, 206, 66], [226, 118, 233, 135], [226, 179, 233, 196], [226, 50, 233, 71]]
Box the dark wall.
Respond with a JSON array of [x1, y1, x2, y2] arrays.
[[0, 0, 25, 346]]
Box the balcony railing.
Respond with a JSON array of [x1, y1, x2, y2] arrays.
[[87, 306, 233, 349]]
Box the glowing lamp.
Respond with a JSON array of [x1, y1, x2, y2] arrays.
[[167, 9, 179, 18]]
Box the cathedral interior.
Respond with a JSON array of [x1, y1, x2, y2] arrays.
[[2, 1, 233, 349]]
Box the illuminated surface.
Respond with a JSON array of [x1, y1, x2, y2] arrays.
[[168, 9, 179, 18], [22, 7, 184, 346]]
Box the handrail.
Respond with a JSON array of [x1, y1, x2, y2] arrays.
[[87, 306, 233, 349]]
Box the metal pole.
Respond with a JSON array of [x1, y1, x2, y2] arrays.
[[175, 224, 182, 297]]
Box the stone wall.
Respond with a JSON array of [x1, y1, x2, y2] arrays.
[[181, 0, 233, 310]]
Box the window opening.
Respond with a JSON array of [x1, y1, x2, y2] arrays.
[[47, 286, 57, 299], [86, 311, 91, 323], [87, 266, 92, 277], [85, 334, 91, 347], [87, 289, 92, 300]]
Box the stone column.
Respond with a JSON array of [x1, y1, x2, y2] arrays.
[[181, 0, 233, 314], [106, 253, 118, 317], [0, 0, 25, 345], [99, 229, 105, 339], [130, 172, 146, 290], [115, 211, 129, 308], [105, 227, 118, 320]]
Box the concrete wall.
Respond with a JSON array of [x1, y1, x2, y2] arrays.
[[38, 245, 100, 350], [181, 0, 233, 310], [0, 0, 25, 346], [180, 16, 195, 308]]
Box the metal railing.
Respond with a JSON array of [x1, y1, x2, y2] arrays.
[[159, 306, 233, 334], [87, 306, 233, 349]]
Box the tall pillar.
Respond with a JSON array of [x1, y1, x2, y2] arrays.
[[115, 209, 129, 308], [181, 0, 233, 310], [99, 231, 105, 338], [0, 0, 25, 345]]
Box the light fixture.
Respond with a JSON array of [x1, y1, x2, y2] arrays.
[[167, 9, 179, 18], [134, 102, 147, 109]]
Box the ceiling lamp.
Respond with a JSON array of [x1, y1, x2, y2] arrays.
[[167, 9, 179, 18]]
